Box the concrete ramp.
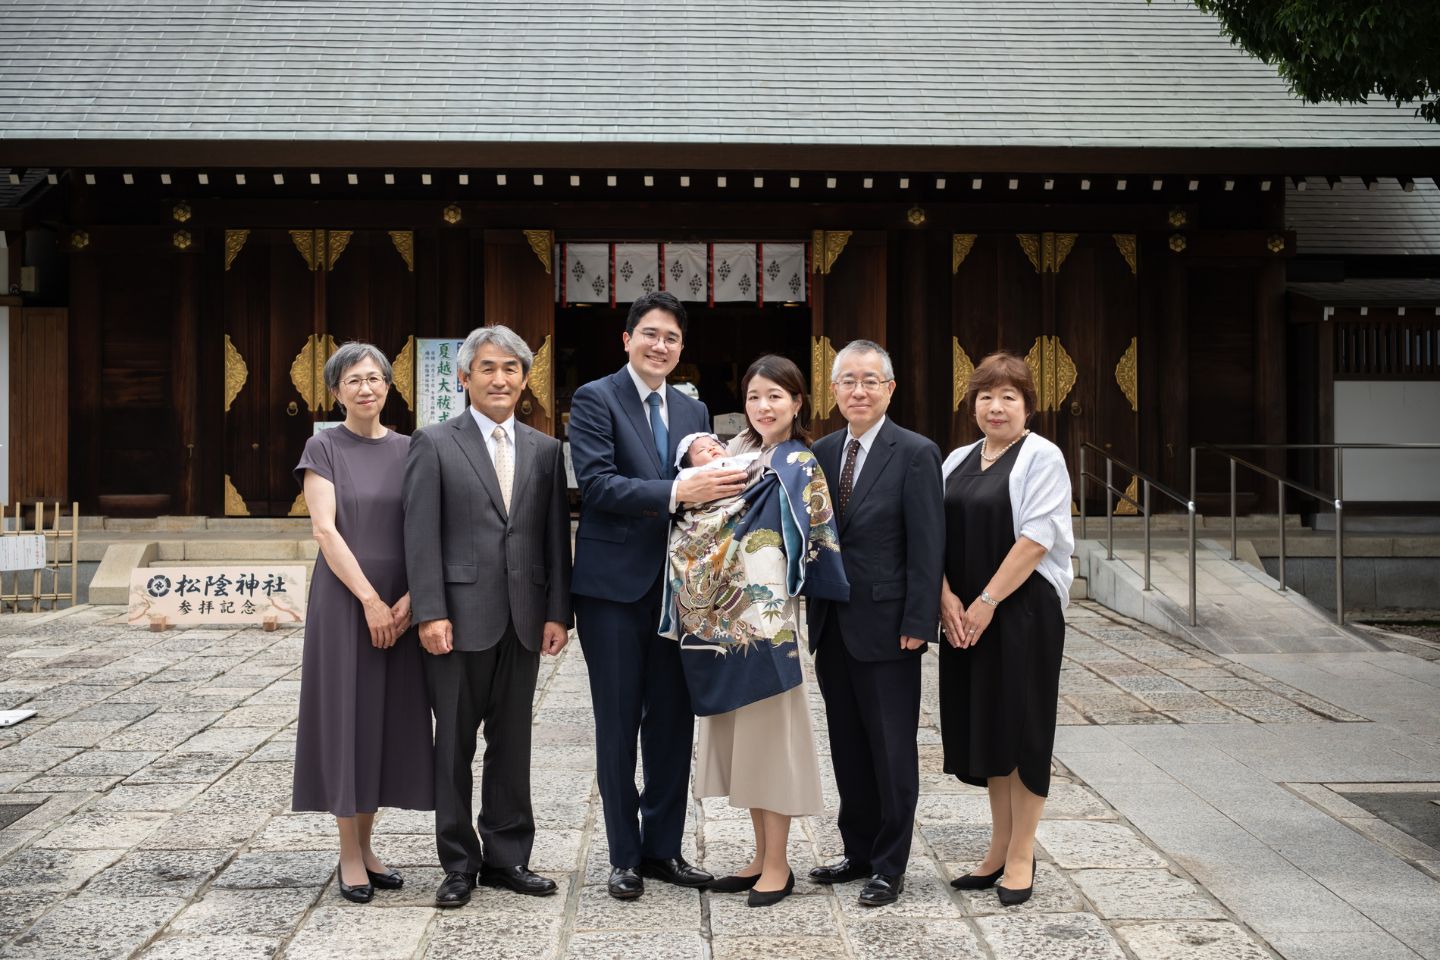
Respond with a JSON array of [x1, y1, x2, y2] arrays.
[[1078, 537, 1387, 655]]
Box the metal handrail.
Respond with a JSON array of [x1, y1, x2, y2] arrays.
[[1194, 441, 1440, 625], [1078, 443, 1198, 626]]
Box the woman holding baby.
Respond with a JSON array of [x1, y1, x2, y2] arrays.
[[660, 354, 847, 907]]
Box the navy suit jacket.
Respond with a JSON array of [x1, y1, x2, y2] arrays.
[[569, 366, 712, 603], [806, 418, 945, 662]]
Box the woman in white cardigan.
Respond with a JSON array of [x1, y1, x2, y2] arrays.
[[938, 351, 1073, 908]]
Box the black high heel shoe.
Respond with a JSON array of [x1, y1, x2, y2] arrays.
[[950, 864, 1005, 890], [996, 857, 1035, 907], [708, 872, 761, 893], [366, 866, 403, 890], [337, 862, 374, 904], [747, 870, 795, 908]]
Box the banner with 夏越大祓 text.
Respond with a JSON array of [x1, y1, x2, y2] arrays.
[[128, 565, 307, 626], [417, 338, 467, 427]]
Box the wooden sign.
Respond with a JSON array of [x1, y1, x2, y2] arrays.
[[0, 535, 47, 572], [128, 565, 307, 627]]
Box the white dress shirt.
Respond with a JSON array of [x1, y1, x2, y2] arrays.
[[843, 415, 887, 483], [468, 405, 516, 467], [625, 362, 681, 510]]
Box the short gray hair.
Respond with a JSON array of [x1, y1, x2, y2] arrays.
[[458, 324, 534, 377], [324, 341, 393, 394], [831, 339, 894, 383]]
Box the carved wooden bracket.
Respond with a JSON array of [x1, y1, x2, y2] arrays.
[[810, 230, 852, 275]]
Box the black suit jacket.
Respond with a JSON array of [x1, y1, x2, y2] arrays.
[[807, 418, 945, 662]]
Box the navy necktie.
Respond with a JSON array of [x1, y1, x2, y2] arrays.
[[646, 391, 669, 473]]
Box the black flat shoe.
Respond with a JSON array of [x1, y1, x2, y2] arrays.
[[746, 870, 794, 908], [435, 870, 476, 908], [950, 864, 1004, 890], [639, 856, 712, 888], [365, 866, 403, 890], [608, 866, 644, 900], [996, 857, 1036, 907], [479, 863, 558, 897], [808, 858, 872, 885], [858, 872, 904, 907], [337, 862, 373, 904], [706, 872, 761, 893]]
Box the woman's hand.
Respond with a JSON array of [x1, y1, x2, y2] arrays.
[[391, 593, 412, 635], [363, 594, 399, 649], [958, 596, 996, 649], [940, 582, 966, 649]]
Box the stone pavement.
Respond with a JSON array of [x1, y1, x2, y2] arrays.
[[0, 601, 1437, 959]]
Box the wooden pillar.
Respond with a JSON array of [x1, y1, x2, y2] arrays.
[[172, 242, 201, 513], [69, 253, 101, 510], [1254, 258, 1287, 509], [1156, 238, 1189, 495]]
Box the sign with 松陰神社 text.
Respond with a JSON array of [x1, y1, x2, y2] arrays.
[[127, 566, 307, 626]]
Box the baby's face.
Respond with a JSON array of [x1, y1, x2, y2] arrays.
[[687, 436, 727, 466]]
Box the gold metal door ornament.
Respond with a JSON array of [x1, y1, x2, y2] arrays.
[[289, 229, 353, 271], [288, 490, 310, 518], [523, 231, 555, 273], [388, 231, 415, 272], [1115, 337, 1139, 412], [1016, 233, 1077, 273], [952, 234, 977, 273], [223, 335, 248, 413], [1112, 235, 1137, 275], [952, 339, 975, 412], [810, 231, 852, 275], [1116, 476, 1139, 516], [1024, 336, 1078, 413], [393, 336, 416, 410], [810, 335, 838, 419], [291, 334, 338, 413], [224, 229, 250, 270], [223, 475, 250, 517], [528, 335, 554, 418]]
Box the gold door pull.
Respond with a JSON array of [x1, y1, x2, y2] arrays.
[[287, 401, 299, 416], [1069, 400, 1083, 416], [186, 443, 195, 460], [251, 442, 261, 451]]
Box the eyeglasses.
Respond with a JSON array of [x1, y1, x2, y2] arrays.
[[635, 328, 682, 348], [834, 377, 892, 394], [340, 375, 387, 389]]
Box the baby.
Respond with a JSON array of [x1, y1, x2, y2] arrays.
[[676, 432, 761, 482]]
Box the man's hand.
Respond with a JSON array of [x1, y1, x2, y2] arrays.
[[541, 621, 569, 656], [419, 618, 453, 655], [899, 635, 927, 651], [676, 468, 748, 506]]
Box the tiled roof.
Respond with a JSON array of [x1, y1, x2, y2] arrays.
[[1288, 178, 1440, 256], [2, 0, 1440, 148], [1287, 280, 1440, 306]]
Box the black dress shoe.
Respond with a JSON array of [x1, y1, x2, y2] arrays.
[[858, 872, 904, 907], [608, 866, 644, 900], [746, 870, 794, 908], [950, 864, 1004, 890], [435, 870, 476, 908], [479, 863, 559, 897], [808, 858, 872, 885], [996, 857, 1035, 907], [365, 866, 403, 890], [337, 862, 373, 904], [639, 856, 713, 888], [706, 872, 761, 893]]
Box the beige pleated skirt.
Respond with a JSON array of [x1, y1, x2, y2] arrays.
[[694, 678, 824, 817]]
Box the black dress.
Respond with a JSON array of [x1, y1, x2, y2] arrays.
[[291, 426, 434, 817], [938, 436, 1065, 798]]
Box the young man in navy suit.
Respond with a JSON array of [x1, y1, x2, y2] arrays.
[[807, 339, 945, 907], [568, 291, 748, 899]]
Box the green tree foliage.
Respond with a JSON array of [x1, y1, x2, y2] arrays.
[[1187, 1, 1440, 121]]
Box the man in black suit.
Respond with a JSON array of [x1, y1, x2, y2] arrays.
[[403, 324, 572, 908], [807, 339, 944, 907], [569, 291, 746, 899]]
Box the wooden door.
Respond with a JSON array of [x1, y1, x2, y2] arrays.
[[484, 231, 556, 435], [811, 231, 886, 438]]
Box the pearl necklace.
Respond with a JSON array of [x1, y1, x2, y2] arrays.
[[981, 429, 1029, 463]]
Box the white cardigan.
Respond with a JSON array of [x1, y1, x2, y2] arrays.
[[941, 432, 1074, 609]]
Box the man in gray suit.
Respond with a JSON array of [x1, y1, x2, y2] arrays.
[[403, 324, 572, 908]]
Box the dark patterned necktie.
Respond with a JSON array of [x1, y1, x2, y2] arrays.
[[838, 438, 861, 515]]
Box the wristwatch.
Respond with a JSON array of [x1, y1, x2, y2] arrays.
[[978, 591, 999, 607]]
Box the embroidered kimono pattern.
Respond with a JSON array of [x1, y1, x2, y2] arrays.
[[660, 439, 848, 716]]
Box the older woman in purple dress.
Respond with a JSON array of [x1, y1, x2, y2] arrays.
[[292, 342, 434, 904]]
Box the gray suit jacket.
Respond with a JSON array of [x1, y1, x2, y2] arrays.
[[402, 412, 572, 652]]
